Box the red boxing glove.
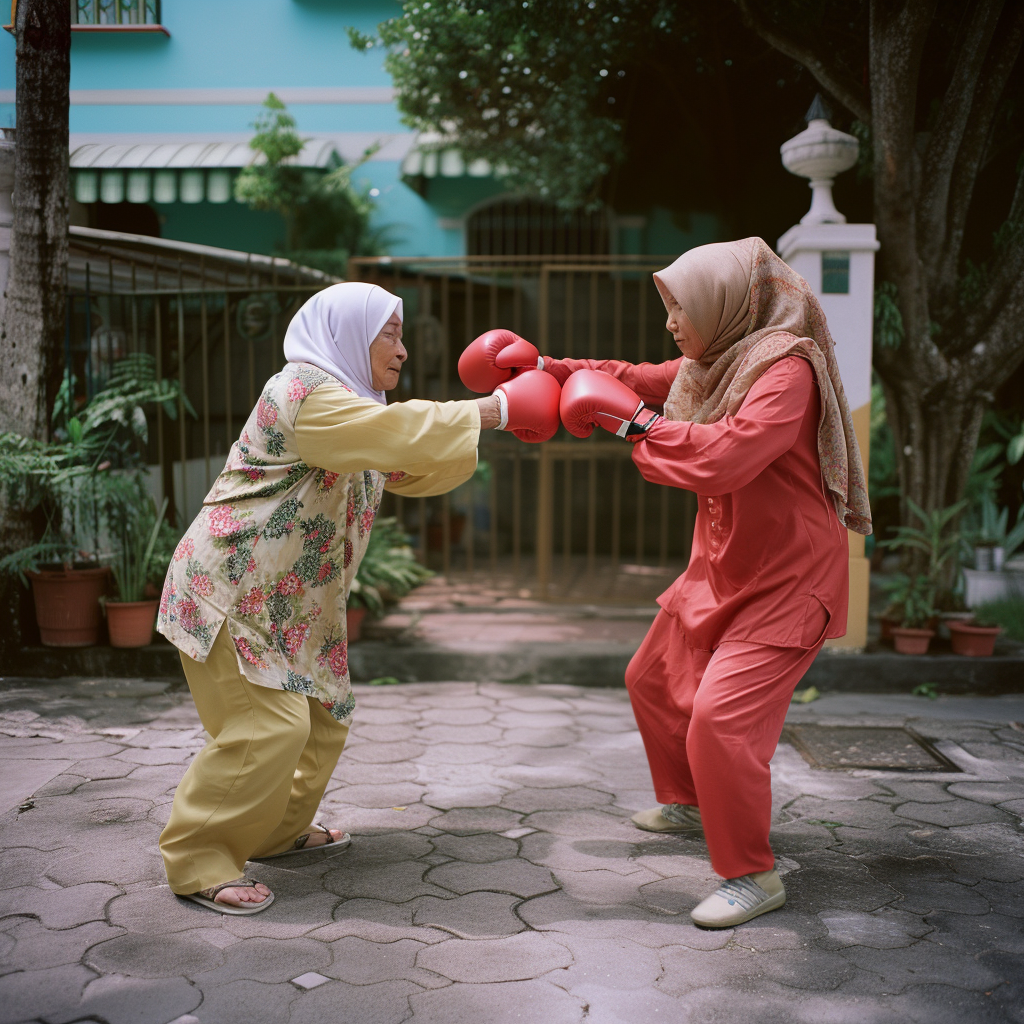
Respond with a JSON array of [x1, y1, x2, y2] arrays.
[[559, 369, 660, 439], [494, 369, 561, 443], [458, 329, 542, 393]]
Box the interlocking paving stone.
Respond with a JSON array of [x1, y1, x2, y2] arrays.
[[3, 680, 1024, 1022], [408, 891, 526, 938], [817, 909, 932, 949], [322, 936, 449, 988], [0, 963, 99, 1021], [188, 978, 298, 1024], [74, 973, 202, 1024], [190, 936, 331, 985], [410, 978, 585, 1024], [427, 857, 558, 898], [291, 979, 430, 1024], [544, 934, 662, 990], [895, 800, 1011, 827], [429, 832, 520, 863], [416, 931, 572, 983], [85, 930, 226, 979], [0, 882, 123, 929]]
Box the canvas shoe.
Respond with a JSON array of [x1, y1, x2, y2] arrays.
[[631, 803, 703, 834], [690, 868, 786, 928]]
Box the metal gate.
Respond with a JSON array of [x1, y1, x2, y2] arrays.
[[63, 233, 695, 603]]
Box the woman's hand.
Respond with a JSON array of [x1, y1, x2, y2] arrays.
[[476, 396, 502, 430]]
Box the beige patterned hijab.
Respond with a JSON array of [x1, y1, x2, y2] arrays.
[[655, 237, 871, 535]]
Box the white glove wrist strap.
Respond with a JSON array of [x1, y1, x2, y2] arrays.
[[495, 389, 509, 430]]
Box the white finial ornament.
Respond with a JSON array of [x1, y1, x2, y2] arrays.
[[780, 95, 859, 225]]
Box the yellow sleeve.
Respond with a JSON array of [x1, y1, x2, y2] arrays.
[[294, 382, 480, 484]]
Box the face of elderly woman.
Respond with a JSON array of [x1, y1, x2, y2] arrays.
[[665, 300, 705, 361], [368, 311, 407, 391]]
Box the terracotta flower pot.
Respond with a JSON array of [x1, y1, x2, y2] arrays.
[[27, 565, 110, 647], [347, 606, 367, 642], [891, 627, 935, 655], [879, 614, 900, 642], [106, 599, 159, 649], [948, 620, 1000, 657]]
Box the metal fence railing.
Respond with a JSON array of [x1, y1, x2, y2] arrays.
[[63, 235, 695, 603]]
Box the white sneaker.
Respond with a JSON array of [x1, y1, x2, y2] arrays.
[[690, 868, 785, 928], [631, 804, 703, 834]]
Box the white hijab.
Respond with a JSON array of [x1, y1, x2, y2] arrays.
[[283, 282, 402, 406]]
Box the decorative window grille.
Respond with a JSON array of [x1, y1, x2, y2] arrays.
[[71, 0, 161, 25], [821, 251, 850, 294], [468, 198, 610, 257]]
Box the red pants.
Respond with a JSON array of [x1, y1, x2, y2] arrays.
[[625, 610, 823, 879]]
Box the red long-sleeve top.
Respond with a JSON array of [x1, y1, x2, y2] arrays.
[[546, 355, 849, 650]]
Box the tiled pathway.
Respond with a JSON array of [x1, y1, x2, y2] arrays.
[[2, 678, 1024, 1024]]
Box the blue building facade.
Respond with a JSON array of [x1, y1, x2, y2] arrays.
[[1, 0, 715, 259]]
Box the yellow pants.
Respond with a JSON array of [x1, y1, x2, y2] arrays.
[[160, 624, 350, 894]]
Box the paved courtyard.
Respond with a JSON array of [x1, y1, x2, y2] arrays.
[[1, 676, 1024, 1024]]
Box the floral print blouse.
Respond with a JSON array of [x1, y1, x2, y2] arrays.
[[158, 362, 479, 723]]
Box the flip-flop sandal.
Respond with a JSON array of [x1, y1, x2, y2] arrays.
[[252, 821, 352, 861], [180, 877, 275, 916]]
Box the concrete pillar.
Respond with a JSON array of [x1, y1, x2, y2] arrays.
[[778, 99, 877, 649]]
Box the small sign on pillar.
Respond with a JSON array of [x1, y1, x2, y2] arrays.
[[778, 96, 878, 649]]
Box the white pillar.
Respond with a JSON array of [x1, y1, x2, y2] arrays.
[[778, 100, 877, 649]]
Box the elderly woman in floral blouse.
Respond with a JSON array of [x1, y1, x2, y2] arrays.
[[157, 282, 560, 914]]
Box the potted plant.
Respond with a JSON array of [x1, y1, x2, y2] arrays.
[[962, 496, 1024, 605], [106, 493, 170, 648], [880, 498, 966, 633], [947, 617, 1001, 657], [348, 517, 433, 641], [886, 574, 937, 654], [0, 355, 189, 646]]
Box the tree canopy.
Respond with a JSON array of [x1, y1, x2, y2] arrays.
[[357, 0, 1024, 548]]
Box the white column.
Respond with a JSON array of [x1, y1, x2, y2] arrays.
[[777, 222, 878, 649]]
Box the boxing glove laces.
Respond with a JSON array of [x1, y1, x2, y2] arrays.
[[493, 369, 561, 443], [559, 369, 660, 439], [458, 329, 543, 393]]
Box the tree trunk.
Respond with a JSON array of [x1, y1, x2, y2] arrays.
[[0, 0, 71, 440], [0, 0, 71, 657]]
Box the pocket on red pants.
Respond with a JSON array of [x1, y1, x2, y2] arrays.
[[797, 595, 831, 648]]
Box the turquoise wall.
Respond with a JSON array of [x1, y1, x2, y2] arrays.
[[2, 2, 724, 259]]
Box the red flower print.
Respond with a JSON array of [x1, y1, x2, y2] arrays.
[[277, 571, 302, 595], [244, 467, 265, 482], [327, 641, 347, 679], [321, 471, 338, 490], [236, 586, 265, 616], [189, 573, 214, 598], [246, 557, 257, 574], [346, 503, 355, 528], [343, 540, 353, 568], [173, 537, 194, 562], [283, 624, 309, 656], [360, 509, 375, 535], [159, 580, 175, 616], [207, 505, 242, 538], [233, 636, 269, 670], [177, 597, 201, 633], [287, 378, 311, 402], [317, 562, 333, 583], [256, 397, 278, 429]]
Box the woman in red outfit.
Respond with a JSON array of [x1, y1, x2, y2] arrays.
[[545, 237, 872, 927]]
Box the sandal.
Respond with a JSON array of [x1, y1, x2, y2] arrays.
[[252, 821, 352, 861], [180, 877, 275, 916]]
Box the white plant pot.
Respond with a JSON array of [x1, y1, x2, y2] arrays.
[[963, 567, 1024, 608]]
